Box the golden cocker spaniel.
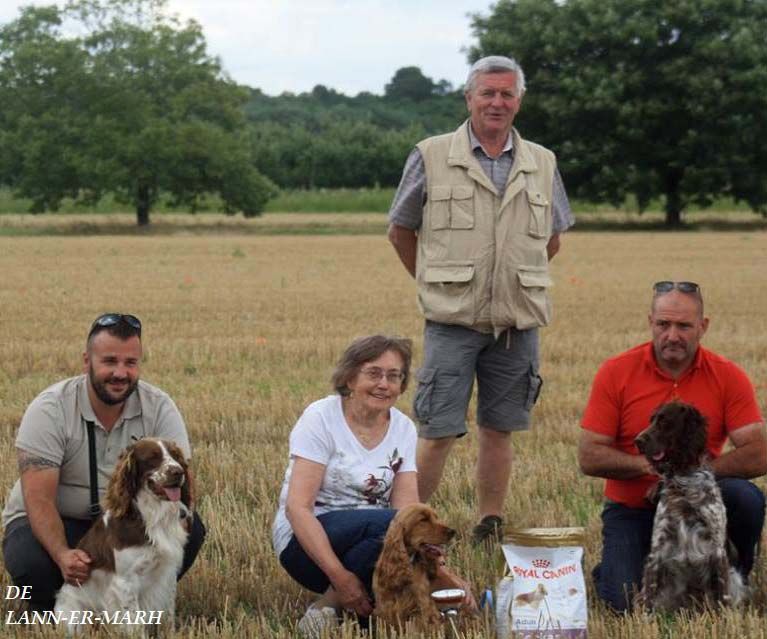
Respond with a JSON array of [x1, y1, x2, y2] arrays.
[[372, 503, 456, 628]]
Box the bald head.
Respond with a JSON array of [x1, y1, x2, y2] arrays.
[[651, 288, 704, 318]]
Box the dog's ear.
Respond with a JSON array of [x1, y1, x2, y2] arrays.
[[165, 440, 194, 509], [373, 514, 412, 592], [180, 467, 193, 510], [105, 444, 139, 518], [662, 402, 708, 470], [683, 403, 708, 457]]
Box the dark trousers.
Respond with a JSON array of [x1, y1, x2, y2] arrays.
[[3, 513, 207, 613], [279, 508, 396, 595], [593, 478, 765, 612]]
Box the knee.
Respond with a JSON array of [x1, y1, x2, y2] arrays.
[[418, 437, 455, 454], [178, 513, 206, 579], [365, 510, 397, 539], [3, 535, 60, 590], [190, 512, 207, 544], [6, 553, 61, 597], [478, 427, 512, 444], [719, 479, 766, 523], [592, 563, 635, 614]]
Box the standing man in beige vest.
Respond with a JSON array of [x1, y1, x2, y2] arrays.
[[388, 56, 574, 544]]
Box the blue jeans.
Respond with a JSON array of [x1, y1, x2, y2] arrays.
[[279, 508, 396, 595], [593, 478, 765, 612]]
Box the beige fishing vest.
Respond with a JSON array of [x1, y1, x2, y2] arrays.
[[416, 121, 555, 334]]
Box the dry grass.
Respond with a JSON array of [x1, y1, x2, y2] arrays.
[[0, 218, 765, 637]]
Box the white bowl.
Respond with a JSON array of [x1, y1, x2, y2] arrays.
[[431, 588, 465, 608]]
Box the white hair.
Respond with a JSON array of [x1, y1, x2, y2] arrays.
[[464, 55, 526, 95]]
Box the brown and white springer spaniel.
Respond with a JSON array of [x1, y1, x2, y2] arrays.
[[633, 401, 745, 612], [55, 438, 192, 634]]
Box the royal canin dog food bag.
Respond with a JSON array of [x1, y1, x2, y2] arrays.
[[496, 527, 587, 639]]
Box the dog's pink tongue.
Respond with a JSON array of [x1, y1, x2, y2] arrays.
[[422, 544, 444, 558], [163, 487, 182, 502]]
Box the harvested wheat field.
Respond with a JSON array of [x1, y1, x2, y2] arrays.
[[0, 219, 765, 638]]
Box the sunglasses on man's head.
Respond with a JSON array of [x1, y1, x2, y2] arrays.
[[653, 281, 701, 294], [89, 313, 142, 337]]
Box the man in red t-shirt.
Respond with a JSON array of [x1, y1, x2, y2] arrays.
[[579, 281, 766, 612]]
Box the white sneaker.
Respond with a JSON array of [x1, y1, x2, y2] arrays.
[[297, 604, 339, 638]]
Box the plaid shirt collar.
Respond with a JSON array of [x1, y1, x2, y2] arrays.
[[468, 123, 514, 158]]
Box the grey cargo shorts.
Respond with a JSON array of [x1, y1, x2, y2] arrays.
[[413, 320, 542, 438]]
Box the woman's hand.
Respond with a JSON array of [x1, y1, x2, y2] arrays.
[[434, 564, 478, 613], [331, 569, 373, 617]]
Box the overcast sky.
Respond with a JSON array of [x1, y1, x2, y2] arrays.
[[0, 0, 497, 96]]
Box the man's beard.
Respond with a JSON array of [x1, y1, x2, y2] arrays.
[[89, 366, 138, 406]]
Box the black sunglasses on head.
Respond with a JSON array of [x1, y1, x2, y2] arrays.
[[88, 313, 142, 337], [653, 281, 701, 294]]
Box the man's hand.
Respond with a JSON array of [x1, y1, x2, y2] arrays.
[[331, 569, 373, 617], [56, 549, 91, 585], [578, 430, 657, 479]]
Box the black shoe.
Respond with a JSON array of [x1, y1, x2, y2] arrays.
[[471, 515, 504, 546]]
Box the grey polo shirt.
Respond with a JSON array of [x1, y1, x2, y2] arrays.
[[389, 125, 575, 234], [2, 375, 191, 527]]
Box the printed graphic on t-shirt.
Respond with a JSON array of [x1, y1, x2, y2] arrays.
[[362, 449, 404, 505]]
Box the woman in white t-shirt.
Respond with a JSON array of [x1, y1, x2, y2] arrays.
[[272, 335, 469, 636]]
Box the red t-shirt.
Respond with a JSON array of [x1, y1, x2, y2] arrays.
[[581, 342, 762, 508]]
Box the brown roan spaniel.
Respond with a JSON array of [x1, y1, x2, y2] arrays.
[[633, 401, 745, 611]]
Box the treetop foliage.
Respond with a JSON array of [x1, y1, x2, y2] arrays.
[[0, 0, 275, 225], [243, 71, 466, 191], [3, 0, 763, 224]]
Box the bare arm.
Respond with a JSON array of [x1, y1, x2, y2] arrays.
[[578, 430, 654, 479], [387, 224, 418, 278], [546, 233, 561, 260], [712, 422, 767, 479], [285, 457, 372, 616], [18, 450, 91, 584], [390, 471, 419, 508]]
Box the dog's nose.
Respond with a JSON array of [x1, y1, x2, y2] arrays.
[[167, 466, 184, 482], [447, 527, 456, 540]]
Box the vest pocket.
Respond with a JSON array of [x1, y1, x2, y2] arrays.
[[427, 185, 475, 230], [428, 186, 451, 230], [526, 190, 549, 239], [419, 261, 476, 326], [450, 186, 474, 229], [515, 267, 553, 328]]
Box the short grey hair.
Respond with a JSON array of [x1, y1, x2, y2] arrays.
[[464, 55, 526, 95]]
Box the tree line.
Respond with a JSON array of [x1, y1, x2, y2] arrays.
[[1, 0, 766, 226]]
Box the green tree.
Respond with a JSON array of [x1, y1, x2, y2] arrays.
[[384, 66, 437, 102], [0, 0, 275, 225], [470, 0, 767, 226]]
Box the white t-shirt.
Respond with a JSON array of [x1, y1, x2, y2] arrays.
[[271, 394, 418, 556]]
